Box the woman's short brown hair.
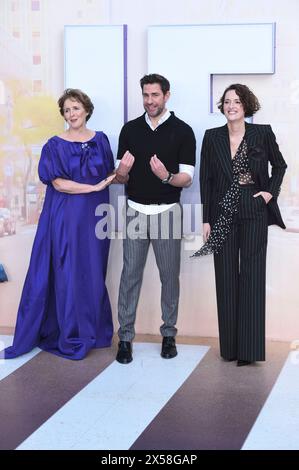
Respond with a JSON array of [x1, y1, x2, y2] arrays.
[[58, 88, 94, 121], [217, 84, 260, 118]]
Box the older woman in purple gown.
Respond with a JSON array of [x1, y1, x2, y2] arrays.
[[4, 89, 117, 360]]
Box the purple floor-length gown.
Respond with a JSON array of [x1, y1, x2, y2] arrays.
[[4, 131, 114, 360]]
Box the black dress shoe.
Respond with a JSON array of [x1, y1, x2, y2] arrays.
[[237, 360, 252, 367], [161, 336, 177, 359], [116, 341, 132, 364]]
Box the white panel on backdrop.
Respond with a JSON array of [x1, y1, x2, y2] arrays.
[[148, 23, 275, 226], [65, 25, 127, 153], [65, 25, 127, 221]]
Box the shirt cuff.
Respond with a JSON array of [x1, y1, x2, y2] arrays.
[[179, 164, 195, 181]]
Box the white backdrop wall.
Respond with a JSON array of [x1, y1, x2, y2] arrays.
[[0, 0, 298, 344]]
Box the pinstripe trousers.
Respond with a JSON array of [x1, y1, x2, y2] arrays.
[[214, 186, 268, 362], [118, 203, 182, 342]]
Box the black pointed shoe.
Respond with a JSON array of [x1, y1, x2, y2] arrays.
[[161, 336, 177, 359], [116, 341, 133, 364], [237, 360, 252, 367]]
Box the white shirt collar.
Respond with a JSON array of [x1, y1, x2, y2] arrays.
[[145, 110, 171, 131]]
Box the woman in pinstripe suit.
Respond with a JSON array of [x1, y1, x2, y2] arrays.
[[196, 84, 287, 366]]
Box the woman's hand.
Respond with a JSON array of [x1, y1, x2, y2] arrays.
[[203, 223, 211, 243], [253, 191, 273, 204], [94, 173, 116, 192]]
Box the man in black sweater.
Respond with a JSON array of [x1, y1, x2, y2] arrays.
[[115, 74, 196, 364]]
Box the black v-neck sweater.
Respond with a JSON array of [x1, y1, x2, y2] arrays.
[[117, 112, 196, 204]]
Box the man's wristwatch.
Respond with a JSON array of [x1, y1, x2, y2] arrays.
[[161, 171, 174, 184]]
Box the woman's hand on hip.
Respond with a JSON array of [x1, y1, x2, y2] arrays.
[[253, 191, 273, 204], [203, 223, 211, 243]]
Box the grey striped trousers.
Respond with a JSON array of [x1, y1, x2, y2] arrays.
[[117, 203, 182, 342]]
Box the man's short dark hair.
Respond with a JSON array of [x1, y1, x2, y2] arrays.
[[140, 74, 170, 95]]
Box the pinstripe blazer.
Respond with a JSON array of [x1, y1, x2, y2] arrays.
[[200, 122, 287, 228]]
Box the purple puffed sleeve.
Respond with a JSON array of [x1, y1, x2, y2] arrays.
[[101, 133, 115, 174], [38, 140, 69, 185]]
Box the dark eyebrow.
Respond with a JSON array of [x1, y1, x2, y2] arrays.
[[142, 92, 160, 96]]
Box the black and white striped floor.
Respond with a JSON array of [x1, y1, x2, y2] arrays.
[[0, 335, 297, 451]]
